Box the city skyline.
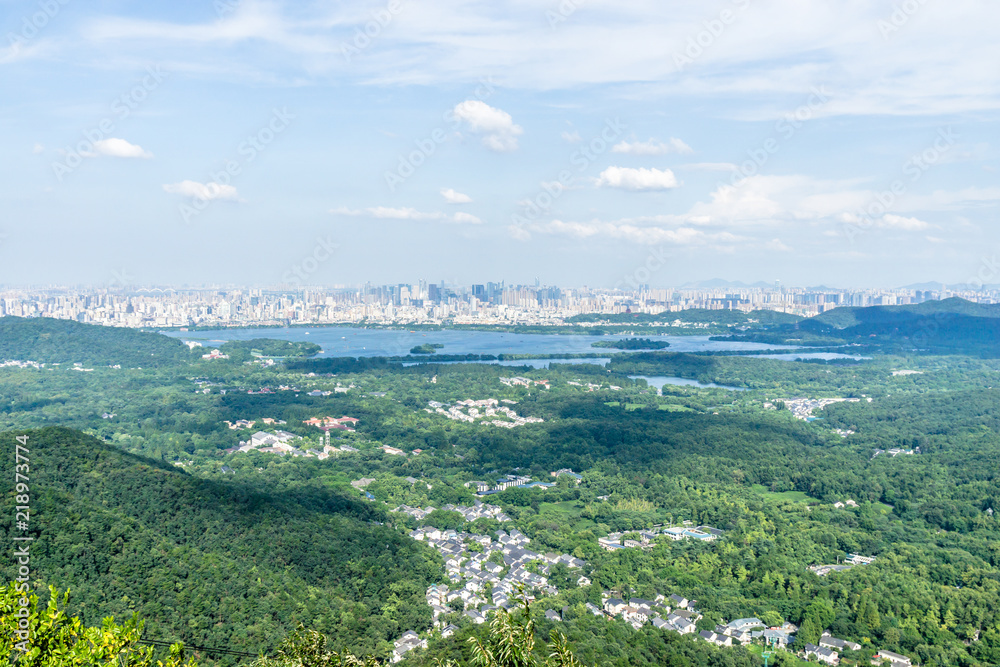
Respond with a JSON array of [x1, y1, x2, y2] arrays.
[[3, 1, 999, 287], [3, 281, 997, 330]]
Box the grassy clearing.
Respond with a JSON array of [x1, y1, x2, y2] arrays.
[[537, 500, 597, 532], [750, 484, 817, 504]]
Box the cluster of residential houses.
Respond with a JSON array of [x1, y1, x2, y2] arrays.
[[304, 382, 354, 393], [389, 510, 911, 666], [599, 594, 798, 651], [391, 631, 427, 663], [872, 447, 917, 458], [808, 554, 876, 577], [777, 397, 864, 421], [390, 507, 589, 661], [223, 417, 286, 430], [602, 600, 913, 666], [803, 635, 914, 666], [394, 502, 511, 524], [598, 525, 723, 551], [222, 429, 356, 459], [464, 475, 556, 495], [566, 380, 622, 391], [302, 415, 359, 428], [240, 430, 303, 453], [0, 359, 43, 369], [801, 633, 863, 665], [600, 593, 702, 634], [499, 377, 550, 389], [426, 399, 545, 429]]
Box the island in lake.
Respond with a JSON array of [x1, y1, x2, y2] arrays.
[[410, 343, 445, 354], [592, 337, 671, 350]]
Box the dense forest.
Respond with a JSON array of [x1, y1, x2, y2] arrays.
[[717, 298, 1000, 356], [3, 312, 1000, 665], [0, 317, 194, 367], [0, 428, 439, 662]]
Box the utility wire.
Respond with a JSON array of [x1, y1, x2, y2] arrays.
[[139, 637, 272, 660]]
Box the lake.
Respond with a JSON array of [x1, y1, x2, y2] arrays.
[[629, 375, 746, 393], [401, 358, 613, 369], [164, 327, 795, 358]]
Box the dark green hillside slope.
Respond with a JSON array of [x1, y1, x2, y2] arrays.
[[809, 297, 1000, 329], [716, 299, 1000, 355], [0, 428, 438, 662], [0, 317, 193, 367]]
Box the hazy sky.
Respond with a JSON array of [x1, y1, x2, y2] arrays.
[[2, 0, 998, 288]]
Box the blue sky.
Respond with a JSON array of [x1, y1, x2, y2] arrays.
[[2, 0, 998, 288]]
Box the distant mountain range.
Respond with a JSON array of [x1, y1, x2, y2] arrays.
[[678, 279, 776, 289], [679, 279, 1000, 291]]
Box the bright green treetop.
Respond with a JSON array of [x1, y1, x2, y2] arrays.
[[1, 583, 196, 667]]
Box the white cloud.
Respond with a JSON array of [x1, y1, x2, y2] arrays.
[[879, 214, 930, 231], [765, 238, 793, 252], [331, 206, 481, 224], [682, 162, 738, 171], [333, 206, 443, 220], [32, 144, 44, 155], [612, 138, 693, 156], [508, 224, 532, 241], [512, 218, 740, 246], [561, 130, 582, 143], [79, 2, 1000, 118], [163, 180, 239, 201], [94, 138, 152, 159], [451, 100, 522, 152], [0, 39, 51, 65], [441, 187, 472, 204], [451, 212, 483, 224], [596, 166, 679, 191]]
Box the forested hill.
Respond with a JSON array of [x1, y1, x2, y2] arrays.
[[0, 317, 193, 367], [0, 428, 439, 663], [808, 297, 1000, 329], [716, 298, 1000, 355]]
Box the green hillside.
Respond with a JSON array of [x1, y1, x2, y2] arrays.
[[0, 428, 439, 662], [809, 297, 1000, 329], [0, 317, 193, 367], [716, 299, 1000, 355]]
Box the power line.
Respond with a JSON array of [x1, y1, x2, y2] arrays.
[[139, 637, 272, 660]]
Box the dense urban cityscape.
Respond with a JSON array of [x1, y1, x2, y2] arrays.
[[1, 282, 998, 329]]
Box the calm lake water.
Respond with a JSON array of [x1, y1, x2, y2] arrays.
[[630, 375, 747, 393], [401, 358, 614, 369], [164, 328, 794, 358]]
